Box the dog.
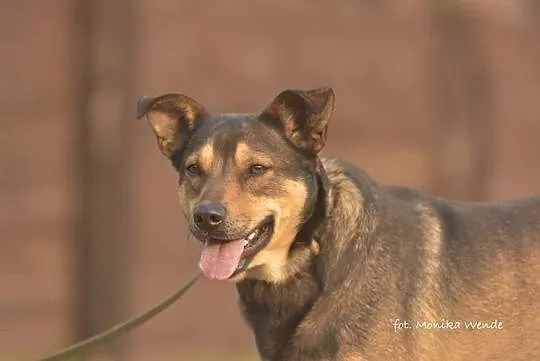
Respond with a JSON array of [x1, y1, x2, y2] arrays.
[[137, 87, 540, 361]]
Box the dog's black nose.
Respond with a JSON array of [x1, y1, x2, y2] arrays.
[[193, 202, 226, 231]]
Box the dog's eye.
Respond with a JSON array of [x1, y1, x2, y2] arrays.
[[247, 164, 269, 176], [186, 164, 202, 176]]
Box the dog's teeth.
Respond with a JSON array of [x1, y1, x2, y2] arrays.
[[243, 239, 249, 247], [247, 231, 257, 241]]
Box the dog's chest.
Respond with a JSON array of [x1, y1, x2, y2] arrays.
[[237, 276, 320, 360]]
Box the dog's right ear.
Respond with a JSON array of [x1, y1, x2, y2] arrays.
[[137, 94, 204, 158], [261, 87, 335, 157]]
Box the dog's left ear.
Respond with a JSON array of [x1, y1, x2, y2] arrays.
[[262, 87, 335, 156]]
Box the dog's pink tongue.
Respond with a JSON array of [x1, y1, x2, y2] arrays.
[[199, 239, 244, 281]]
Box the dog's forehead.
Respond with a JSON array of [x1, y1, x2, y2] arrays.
[[188, 113, 283, 155], [201, 113, 259, 133]]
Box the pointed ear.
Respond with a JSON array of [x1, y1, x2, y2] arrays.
[[261, 87, 335, 156], [136, 93, 204, 158]]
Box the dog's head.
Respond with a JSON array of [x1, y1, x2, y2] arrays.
[[137, 88, 335, 283]]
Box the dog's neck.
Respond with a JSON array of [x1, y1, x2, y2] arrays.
[[236, 158, 383, 360], [292, 159, 331, 253], [235, 161, 330, 352]]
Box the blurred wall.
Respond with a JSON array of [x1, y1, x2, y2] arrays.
[[1, 1, 539, 361]]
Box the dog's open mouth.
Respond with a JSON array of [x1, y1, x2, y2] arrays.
[[198, 217, 274, 281]]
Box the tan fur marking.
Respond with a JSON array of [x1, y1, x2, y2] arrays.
[[234, 142, 251, 167], [413, 203, 444, 360], [311, 239, 320, 256], [176, 185, 189, 216], [339, 354, 366, 361], [197, 142, 216, 172], [416, 203, 443, 290], [242, 179, 309, 283], [234, 142, 272, 168], [177, 141, 216, 218]]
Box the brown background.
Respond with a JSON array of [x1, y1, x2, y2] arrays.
[[1, 1, 539, 360]]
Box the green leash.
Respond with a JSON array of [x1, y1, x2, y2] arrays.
[[36, 273, 201, 361]]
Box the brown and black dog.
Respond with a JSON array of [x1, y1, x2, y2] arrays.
[[137, 88, 540, 361]]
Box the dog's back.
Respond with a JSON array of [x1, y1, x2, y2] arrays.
[[371, 184, 540, 360]]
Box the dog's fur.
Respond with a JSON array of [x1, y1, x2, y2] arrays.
[[137, 88, 540, 361]]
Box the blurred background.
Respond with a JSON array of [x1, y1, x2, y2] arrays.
[[1, 0, 539, 360]]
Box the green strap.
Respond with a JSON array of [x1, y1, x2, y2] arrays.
[[36, 273, 201, 361]]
